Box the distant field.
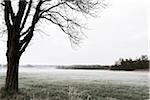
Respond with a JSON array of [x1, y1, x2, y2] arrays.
[[0, 67, 149, 100]]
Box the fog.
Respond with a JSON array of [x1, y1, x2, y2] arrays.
[[0, 66, 148, 86]]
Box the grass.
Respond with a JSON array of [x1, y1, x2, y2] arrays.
[[0, 79, 149, 100], [0, 70, 149, 100]]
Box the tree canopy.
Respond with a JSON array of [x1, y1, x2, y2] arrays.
[[0, 0, 107, 92]]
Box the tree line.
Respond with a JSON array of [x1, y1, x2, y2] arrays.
[[56, 55, 149, 71], [110, 55, 149, 71]]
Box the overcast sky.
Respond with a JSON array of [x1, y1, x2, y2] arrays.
[[0, 0, 148, 65]]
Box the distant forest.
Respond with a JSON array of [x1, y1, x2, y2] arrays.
[[110, 55, 149, 71], [57, 55, 149, 71]]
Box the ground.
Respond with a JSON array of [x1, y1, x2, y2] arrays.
[[0, 67, 149, 100]]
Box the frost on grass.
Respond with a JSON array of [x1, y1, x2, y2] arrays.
[[68, 86, 91, 100], [0, 68, 149, 100]]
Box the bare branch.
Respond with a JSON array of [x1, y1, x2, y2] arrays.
[[19, 0, 43, 54], [37, 0, 105, 45], [39, 1, 66, 16], [20, 0, 33, 32], [20, 26, 31, 36], [4, 0, 12, 29], [19, 32, 33, 55], [3, 0, 106, 53], [15, 0, 27, 30]]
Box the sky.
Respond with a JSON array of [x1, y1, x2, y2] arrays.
[[0, 0, 148, 65]]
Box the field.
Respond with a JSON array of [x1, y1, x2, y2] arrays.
[[0, 67, 149, 100]]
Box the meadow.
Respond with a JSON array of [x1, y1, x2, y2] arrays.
[[0, 67, 149, 100]]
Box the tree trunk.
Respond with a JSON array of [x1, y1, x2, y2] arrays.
[[5, 55, 19, 92], [5, 30, 20, 92], [3, 0, 35, 93]]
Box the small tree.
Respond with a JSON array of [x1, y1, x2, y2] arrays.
[[0, 0, 106, 92]]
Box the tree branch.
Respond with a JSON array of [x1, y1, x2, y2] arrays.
[[39, 1, 66, 16], [19, 0, 43, 54], [4, 0, 12, 29], [20, 26, 31, 36], [14, 0, 27, 30], [19, 31, 33, 56], [20, 0, 32, 32]]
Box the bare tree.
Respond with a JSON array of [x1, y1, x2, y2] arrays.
[[0, 0, 106, 92]]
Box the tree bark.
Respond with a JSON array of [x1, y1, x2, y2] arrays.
[[5, 29, 20, 92], [5, 55, 19, 92]]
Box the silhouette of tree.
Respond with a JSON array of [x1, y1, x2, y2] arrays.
[[111, 55, 149, 71], [0, 0, 106, 92]]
